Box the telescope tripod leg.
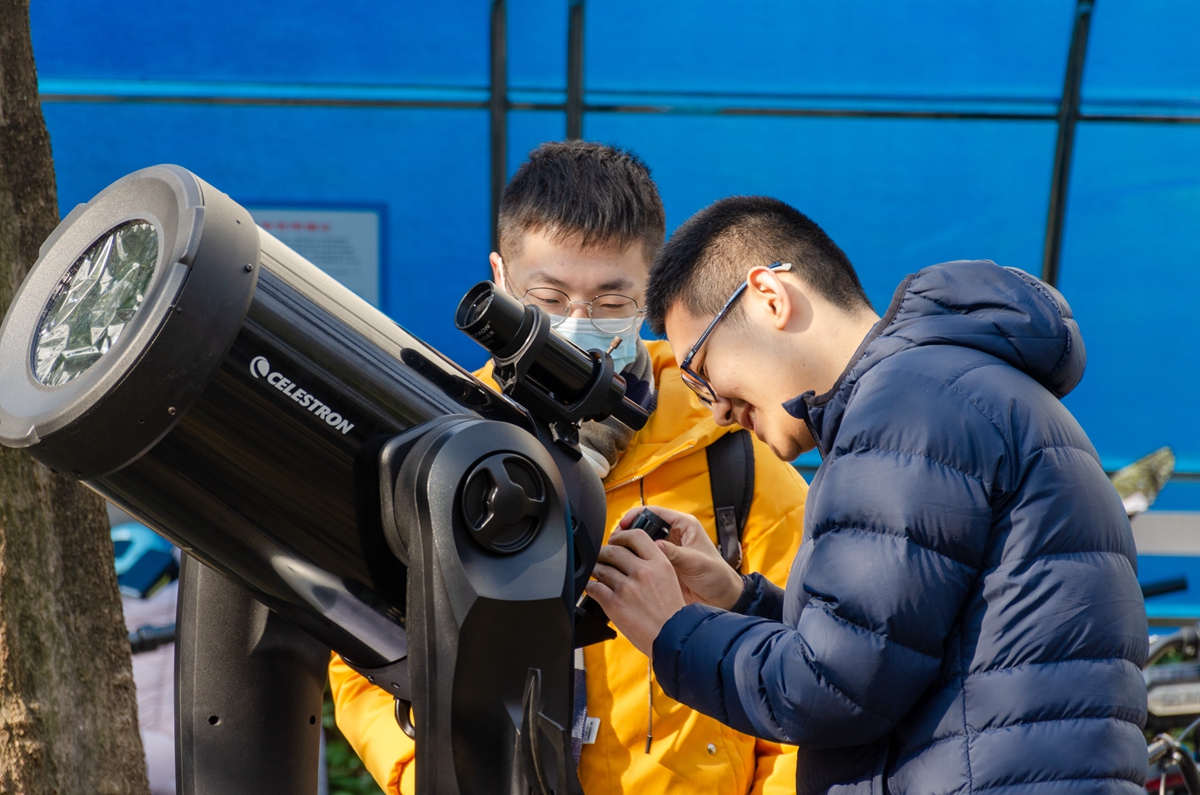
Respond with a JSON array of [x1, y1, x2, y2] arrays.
[[175, 553, 330, 795]]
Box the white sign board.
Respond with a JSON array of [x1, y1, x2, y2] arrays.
[[249, 208, 380, 306]]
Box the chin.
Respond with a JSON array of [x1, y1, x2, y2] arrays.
[[763, 435, 801, 463]]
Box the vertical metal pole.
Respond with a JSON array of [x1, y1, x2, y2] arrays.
[[490, 0, 508, 252], [175, 554, 329, 795], [1040, 0, 1095, 288], [566, 0, 585, 140]]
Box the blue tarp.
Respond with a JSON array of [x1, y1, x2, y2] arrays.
[[28, 0, 1200, 507]]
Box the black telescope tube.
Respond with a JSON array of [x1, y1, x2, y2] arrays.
[[0, 166, 534, 669], [456, 282, 648, 430]]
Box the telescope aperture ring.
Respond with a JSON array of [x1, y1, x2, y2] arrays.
[[0, 165, 259, 478]]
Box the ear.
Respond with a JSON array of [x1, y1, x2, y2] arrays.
[[745, 265, 794, 331], [489, 252, 504, 288]]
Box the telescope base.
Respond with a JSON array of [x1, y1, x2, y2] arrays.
[[175, 554, 330, 795]]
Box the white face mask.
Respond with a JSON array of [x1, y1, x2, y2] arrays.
[[554, 315, 643, 373]]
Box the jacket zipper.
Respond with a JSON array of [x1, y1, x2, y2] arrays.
[[646, 657, 654, 754], [643, 479, 653, 753], [603, 440, 697, 494], [603, 439, 698, 754]]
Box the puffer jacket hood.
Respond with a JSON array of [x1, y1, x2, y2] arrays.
[[883, 261, 1085, 398], [654, 260, 1148, 795], [802, 261, 1086, 459]]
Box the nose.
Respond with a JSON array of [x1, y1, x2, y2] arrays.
[[709, 394, 735, 426], [566, 300, 590, 319]]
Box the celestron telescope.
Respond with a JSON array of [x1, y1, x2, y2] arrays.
[[0, 165, 648, 795]]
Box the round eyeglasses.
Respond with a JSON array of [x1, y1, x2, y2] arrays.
[[514, 286, 646, 334]]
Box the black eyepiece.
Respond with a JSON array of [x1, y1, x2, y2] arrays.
[[456, 282, 648, 433], [457, 284, 494, 328], [630, 509, 671, 542], [456, 282, 531, 359]]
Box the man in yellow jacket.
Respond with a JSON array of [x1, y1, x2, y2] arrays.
[[329, 141, 808, 794]]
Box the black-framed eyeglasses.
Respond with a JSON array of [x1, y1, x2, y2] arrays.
[[679, 262, 793, 406]]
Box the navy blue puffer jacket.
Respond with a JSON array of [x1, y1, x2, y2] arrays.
[[653, 261, 1148, 794]]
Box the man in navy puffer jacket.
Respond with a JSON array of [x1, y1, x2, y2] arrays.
[[586, 196, 1149, 794]]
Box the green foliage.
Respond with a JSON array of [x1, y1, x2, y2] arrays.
[[324, 683, 385, 795]]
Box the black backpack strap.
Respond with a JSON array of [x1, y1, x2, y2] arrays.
[[706, 429, 755, 570]]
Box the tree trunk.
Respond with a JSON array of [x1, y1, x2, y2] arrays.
[[0, 1, 151, 792]]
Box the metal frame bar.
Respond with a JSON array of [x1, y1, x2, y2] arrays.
[[566, 0, 585, 140], [490, 0, 508, 253], [37, 91, 1200, 127], [1040, 0, 1095, 287], [38, 91, 1200, 126], [38, 94, 487, 109], [1077, 113, 1200, 125], [546, 103, 1054, 121]]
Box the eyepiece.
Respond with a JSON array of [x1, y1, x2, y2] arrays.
[[630, 509, 671, 542], [457, 284, 493, 328], [456, 282, 532, 360], [456, 281, 648, 432]]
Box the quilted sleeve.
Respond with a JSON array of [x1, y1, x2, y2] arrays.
[[328, 653, 415, 794], [653, 368, 998, 747]]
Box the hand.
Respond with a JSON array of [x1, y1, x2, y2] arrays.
[[585, 526, 685, 657], [616, 505, 744, 610]]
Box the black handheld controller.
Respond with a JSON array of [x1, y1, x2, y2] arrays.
[[629, 508, 671, 542], [574, 509, 671, 647]]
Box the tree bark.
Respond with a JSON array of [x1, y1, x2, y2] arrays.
[[0, 1, 151, 792]]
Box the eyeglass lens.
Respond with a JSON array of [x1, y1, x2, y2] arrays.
[[521, 287, 641, 332], [681, 370, 715, 406]]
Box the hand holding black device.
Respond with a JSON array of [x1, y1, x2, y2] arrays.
[[575, 509, 671, 647], [628, 508, 671, 542]]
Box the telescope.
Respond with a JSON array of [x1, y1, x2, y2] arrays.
[[0, 165, 648, 794]]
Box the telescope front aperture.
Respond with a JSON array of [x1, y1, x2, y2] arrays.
[[33, 220, 160, 387]]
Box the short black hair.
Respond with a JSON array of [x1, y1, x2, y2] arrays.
[[646, 196, 871, 334], [498, 141, 665, 265]]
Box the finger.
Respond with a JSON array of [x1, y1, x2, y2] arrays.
[[617, 506, 645, 530], [584, 579, 615, 606], [590, 561, 623, 588], [596, 544, 646, 576], [656, 540, 711, 571], [676, 521, 720, 553], [655, 538, 704, 564], [656, 538, 682, 562], [608, 527, 664, 560]]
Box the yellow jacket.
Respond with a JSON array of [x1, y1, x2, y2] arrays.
[[329, 340, 807, 795]]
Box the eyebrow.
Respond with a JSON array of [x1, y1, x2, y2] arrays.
[[525, 270, 637, 294], [526, 270, 570, 289], [597, 277, 636, 292]]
